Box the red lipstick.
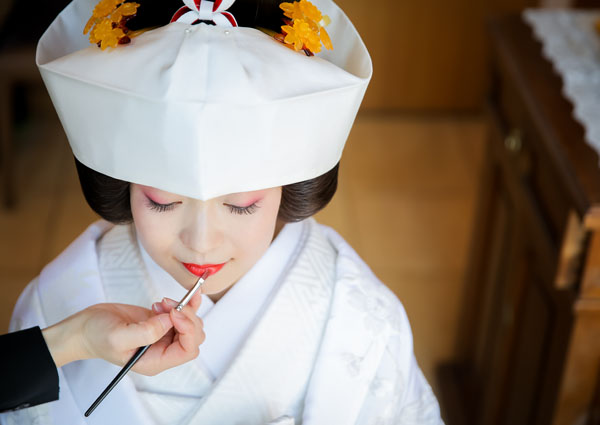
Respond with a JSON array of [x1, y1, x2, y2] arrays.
[[183, 262, 226, 277]]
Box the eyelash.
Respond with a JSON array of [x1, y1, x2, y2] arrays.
[[146, 198, 259, 215], [227, 203, 259, 215], [147, 198, 176, 212]]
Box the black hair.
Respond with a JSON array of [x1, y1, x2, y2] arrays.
[[74, 157, 338, 224], [124, 0, 288, 34]]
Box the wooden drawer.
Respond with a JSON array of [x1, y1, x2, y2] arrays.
[[493, 58, 571, 248]]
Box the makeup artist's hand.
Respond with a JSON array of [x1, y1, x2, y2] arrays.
[[41, 293, 205, 375]]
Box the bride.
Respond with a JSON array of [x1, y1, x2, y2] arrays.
[[1, 0, 443, 423]]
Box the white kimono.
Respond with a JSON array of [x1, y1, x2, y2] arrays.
[[1, 218, 443, 425]]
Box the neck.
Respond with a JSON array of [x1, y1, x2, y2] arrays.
[[208, 218, 288, 303], [273, 218, 286, 240]]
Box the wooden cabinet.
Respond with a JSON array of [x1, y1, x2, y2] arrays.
[[438, 15, 600, 425]]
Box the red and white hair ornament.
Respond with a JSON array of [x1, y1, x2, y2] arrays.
[[171, 0, 238, 27]]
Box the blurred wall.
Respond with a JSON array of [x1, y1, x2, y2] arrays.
[[1, 0, 546, 111], [0, 2, 11, 25], [338, 0, 539, 111]]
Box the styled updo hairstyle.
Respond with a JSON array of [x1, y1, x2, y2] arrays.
[[101, 0, 327, 56], [74, 158, 338, 224], [118, 0, 292, 40]]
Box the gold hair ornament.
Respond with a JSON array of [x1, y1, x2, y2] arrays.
[[278, 0, 332, 55], [84, 0, 141, 50]]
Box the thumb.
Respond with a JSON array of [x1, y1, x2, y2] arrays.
[[121, 314, 173, 348], [187, 292, 203, 313]]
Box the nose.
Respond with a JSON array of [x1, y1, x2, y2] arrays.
[[179, 205, 224, 256]]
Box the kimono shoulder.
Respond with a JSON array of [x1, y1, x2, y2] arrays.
[[305, 223, 444, 424], [2, 221, 114, 425], [10, 220, 113, 332]]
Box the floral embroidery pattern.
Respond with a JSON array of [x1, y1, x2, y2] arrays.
[[4, 402, 51, 425], [354, 347, 442, 425], [369, 377, 394, 398], [84, 0, 140, 50], [341, 352, 364, 377], [347, 279, 405, 336]]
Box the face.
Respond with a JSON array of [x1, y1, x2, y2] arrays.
[[130, 184, 283, 301]]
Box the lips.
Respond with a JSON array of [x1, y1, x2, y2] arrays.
[[183, 262, 226, 277]]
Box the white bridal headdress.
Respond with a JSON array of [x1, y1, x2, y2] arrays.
[[37, 0, 371, 200]]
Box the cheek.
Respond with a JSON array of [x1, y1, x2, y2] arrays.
[[131, 192, 174, 256], [230, 196, 280, 259]]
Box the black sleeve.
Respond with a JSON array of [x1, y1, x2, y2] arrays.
[[0, 326, 59, 412]]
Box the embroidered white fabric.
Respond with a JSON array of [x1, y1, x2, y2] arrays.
[[523, 9, 600, 157]]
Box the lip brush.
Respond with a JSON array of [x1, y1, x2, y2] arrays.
[[84, 269, 210, 417]]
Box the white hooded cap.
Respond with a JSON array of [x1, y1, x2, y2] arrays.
[[36, 0, 372, 200]]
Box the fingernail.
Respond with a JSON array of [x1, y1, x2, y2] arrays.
[[171, 309, 184, 319], [158, 314, 171, 330], [163, 297, 177, 307], [152, 302, 163, 313]]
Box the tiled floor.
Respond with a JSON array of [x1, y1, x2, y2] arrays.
[[0, 86, 486, 396]]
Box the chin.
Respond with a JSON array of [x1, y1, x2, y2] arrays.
[[200, 275, 232, 295], [170, 267, 199, 290]]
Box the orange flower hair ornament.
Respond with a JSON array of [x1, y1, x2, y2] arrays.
[[279, 0, 333, 55], [84, 0, 141, 50]]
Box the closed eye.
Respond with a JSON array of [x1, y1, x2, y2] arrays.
[[146, 197, 178, 212], [225, 203, 259, 215]]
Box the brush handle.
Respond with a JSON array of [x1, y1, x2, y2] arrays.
[[85, 270, 208, 417], [84, 344, 150, 417]]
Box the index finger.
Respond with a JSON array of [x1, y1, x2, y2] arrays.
[[161, 292, 202, 314]]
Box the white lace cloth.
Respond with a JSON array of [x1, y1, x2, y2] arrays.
[[523, 9, 600, 156]]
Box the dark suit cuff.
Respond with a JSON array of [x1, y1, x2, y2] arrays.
[[0, 326, 59, 412]]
